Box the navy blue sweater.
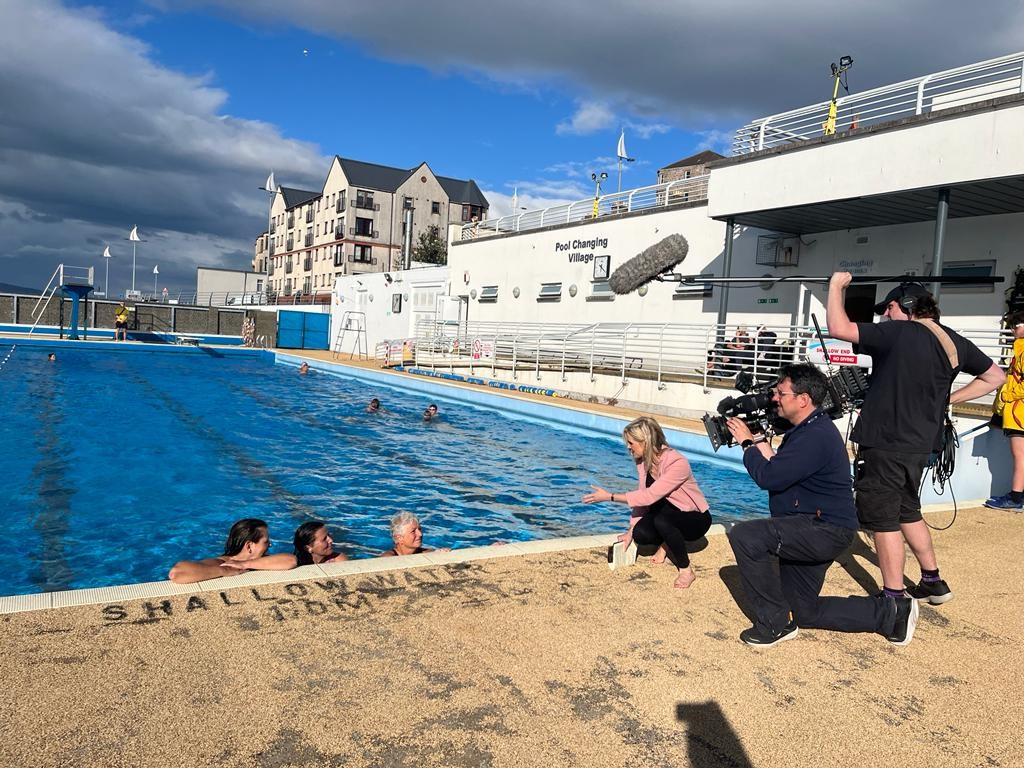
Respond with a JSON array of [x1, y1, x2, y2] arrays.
[[742, 409, 858, 529]]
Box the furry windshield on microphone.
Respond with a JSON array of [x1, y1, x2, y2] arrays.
[[608, 234, 689, 295]]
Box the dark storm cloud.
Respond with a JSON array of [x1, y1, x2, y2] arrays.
[[187, 0, 1024, 127], [0, 1, 326, 290]]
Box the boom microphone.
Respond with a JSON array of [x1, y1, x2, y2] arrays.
[[608, 234, 689, 294]]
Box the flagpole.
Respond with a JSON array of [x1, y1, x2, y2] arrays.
[[261, 172, 276, 305], [617, 157, 623, 193]]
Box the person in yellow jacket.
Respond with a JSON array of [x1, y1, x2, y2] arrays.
[[988, 311, 1024, 510], [114, 301, 130, 341]]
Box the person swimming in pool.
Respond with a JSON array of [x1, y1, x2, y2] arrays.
[[422, 403, 439, 422], [168, 518, 296, 583], [292, 521, 350, 565], [379, 512, 449, 557], [367, 398, 381, 413], [298, 362, 310, 375]]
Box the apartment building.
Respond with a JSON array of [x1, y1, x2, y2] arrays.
[[258, 157, 488, 297]]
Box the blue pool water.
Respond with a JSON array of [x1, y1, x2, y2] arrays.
[[0, 345, 766, 596]]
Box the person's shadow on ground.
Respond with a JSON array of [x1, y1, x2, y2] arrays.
[[675, 701, 754, 768]]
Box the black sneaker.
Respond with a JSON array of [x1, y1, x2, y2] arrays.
[[886, 597, 920, 646], [740, 620, 798, 648], [906, 579, 953, 605]]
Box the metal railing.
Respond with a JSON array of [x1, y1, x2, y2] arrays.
[[402, 318, 1010, 402], [458, 176, 709, 241], [733, 51, 1024, 155]]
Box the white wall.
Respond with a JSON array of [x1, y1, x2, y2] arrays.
[[447, 205, 1021, 333], [709, 99, 1024, 217], [196, 267, 264, 295], [332, 265, 450, 351]]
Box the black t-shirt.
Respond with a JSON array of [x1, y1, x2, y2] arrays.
[[852, 320, 992, 452]]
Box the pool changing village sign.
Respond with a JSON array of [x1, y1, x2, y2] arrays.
[[555, 236, 609, 265]]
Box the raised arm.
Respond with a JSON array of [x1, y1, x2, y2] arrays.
[[827, 271, 860, 343]]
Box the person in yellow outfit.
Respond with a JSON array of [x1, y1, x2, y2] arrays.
[[987, 311, 1024, 510], [114, 301, 130, 341]]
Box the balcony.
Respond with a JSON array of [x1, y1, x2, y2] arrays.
[[350, 226, 379, 239], [304, 234, 313, 247], [355, 199, 380, 211], [305, 209, 314, 223], [303, 257, 312, 271], [349, 253, 377, 265], [285, 260, 294, 274], [336, 199, 346, 213], [286, 238, 294, 251], [334, 253, 344, 267], [287, 215, 295, 229], [334, 225, 344, 239]]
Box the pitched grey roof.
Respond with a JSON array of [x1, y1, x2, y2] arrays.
[[335, 156, 488, 207], [660, 150, 726, 170], [280, 187, 321, 210], [437, 176, 488, 207]]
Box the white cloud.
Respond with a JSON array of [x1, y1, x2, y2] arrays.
[[555, 100, 615, 136]]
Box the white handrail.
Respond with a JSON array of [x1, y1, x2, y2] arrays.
[[459, 176, 709, 241], [735, 51, 1024, 155]]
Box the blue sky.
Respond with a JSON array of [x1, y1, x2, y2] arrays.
[[0, 0, 1021, 293]]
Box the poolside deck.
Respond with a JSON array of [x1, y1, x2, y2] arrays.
[[2, 507, 1021, 767]]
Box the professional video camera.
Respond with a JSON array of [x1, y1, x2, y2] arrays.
[[702, 365, 871, 452]]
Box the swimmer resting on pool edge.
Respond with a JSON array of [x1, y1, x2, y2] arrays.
[[168, 518, 297, 583]]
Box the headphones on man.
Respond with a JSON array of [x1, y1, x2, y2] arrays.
[[896, 282, 927, 315]]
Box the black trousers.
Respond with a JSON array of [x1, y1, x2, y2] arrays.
[[728, 515, 895, 637], [631, 500, 712, 568]]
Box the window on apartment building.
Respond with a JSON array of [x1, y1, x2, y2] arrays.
[[355, 217, 373, 236], [354, 245, 372, 263], [403, 196, 413, 210], [461, 204, 483, 222], [356, 189, 374, 209], [334, 245, 344, 267], [432, 201, 440, 215]]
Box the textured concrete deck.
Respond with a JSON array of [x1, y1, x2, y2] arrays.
[[1, 509, 1021, 768]]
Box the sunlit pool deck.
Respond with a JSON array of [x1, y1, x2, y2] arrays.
[[2, 344, 1021, 767]]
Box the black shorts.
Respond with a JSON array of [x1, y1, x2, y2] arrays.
[[115, 320, 127, 330], [854, 447, 928, 533]]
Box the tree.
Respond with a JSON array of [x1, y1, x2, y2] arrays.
[[412, 225, 447, 265]]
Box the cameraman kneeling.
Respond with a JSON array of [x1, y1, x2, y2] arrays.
[[725, 363, 918, 648]]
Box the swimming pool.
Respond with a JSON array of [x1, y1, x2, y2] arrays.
[[0, 343, 765, 596]]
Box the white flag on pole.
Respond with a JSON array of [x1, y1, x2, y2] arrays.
[[265, 171, 276, 193], [128, 225, 140, 242], [103, 246, 111, 258], [617, 129, 635, 162]]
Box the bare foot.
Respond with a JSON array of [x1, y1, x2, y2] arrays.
[[673, 567, 696, 589], [651, 546, 667, 565]]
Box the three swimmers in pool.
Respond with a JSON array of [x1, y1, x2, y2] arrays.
[[168, 513, 449, 582]]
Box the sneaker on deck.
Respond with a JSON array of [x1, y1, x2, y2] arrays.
[[983, 494, 1024, 511], [740, 620, 798, 648], [886, 596, 920, 646], [906, 578, 954, 605]]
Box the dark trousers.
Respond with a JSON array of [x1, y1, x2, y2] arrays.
[[632, 501, 712, 568], [728, 515, 895, 637]]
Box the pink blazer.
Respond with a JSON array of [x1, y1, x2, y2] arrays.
[[621, 448, 709, 514]]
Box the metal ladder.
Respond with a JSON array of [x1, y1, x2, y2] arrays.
[[332, 311, 367, 359]]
